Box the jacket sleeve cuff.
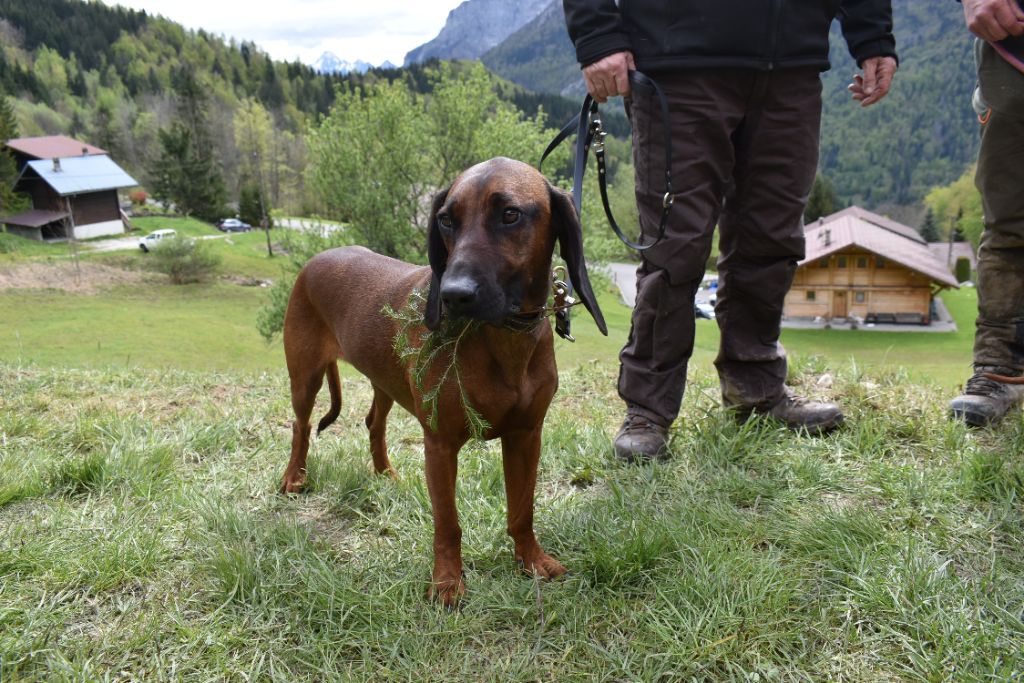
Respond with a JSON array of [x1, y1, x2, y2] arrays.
[[574, 32, 633, 67], [851, 38, 899, 68]]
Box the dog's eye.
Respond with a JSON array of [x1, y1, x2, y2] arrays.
[[437, 213, 453, 230], [502, 208, 521, 225]]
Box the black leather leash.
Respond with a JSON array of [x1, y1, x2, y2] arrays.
[[539, 70, 674, 341]]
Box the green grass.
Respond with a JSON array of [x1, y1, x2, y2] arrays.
[[0, 242, 979, 384], [2, 236, 1020, 680], [3, 360, 1023, 681], [0, 232, 68, 262], [131, 215, 221, 238], [0, 282, 283, 372]]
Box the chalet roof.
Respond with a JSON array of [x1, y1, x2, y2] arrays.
[[19, 155, 138, 196], [802, 209, 959, 289], [0, 208, 70, 228], [814, 205, 925, 244], [6, 135, 106, 160]]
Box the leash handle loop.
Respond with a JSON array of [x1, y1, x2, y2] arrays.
[[538, 70, 675, 339]]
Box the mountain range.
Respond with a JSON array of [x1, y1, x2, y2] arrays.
[[311, 52, 396, 75]]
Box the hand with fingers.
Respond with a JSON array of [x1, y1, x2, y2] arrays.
[[962, 0, 1024, 41], [582, 51, 636, 102], [847, 56, 898, 107]]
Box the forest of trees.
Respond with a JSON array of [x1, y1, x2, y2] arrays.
[[0, 0, 589, 219]]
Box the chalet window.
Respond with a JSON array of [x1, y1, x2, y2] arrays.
[[855, 291, 866, 303], [818, 258, 829, 268], [876, 257, 886, 268], [857, 257, 868, 268], [837, 256, 848, 268], [806, 291, 816, 302]]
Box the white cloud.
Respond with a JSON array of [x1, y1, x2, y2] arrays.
[[103, 0, 461, 66]]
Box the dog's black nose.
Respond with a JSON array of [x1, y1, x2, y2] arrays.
[[440, 276, 479, 313]]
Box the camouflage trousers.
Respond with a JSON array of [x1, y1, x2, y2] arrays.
[[974, 41, 1024, 371]]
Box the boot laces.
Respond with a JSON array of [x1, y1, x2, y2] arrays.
[[622, 414, 662, 433]]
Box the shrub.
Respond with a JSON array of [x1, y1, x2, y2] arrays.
[[129, 189, 149, 206], [151, 235, 221, 284], [954, 256, 972, 283]]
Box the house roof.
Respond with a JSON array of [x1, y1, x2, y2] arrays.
[[802, 209, 959, 289], [0, 208, 70, 228], [814, 205, 926, 245], [6, 135, 106, 159], [19, 155, 138, 196]]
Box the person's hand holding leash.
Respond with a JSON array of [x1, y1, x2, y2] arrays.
[[962, 0, 1024, 41], [582, 51, 636, 102], [848, 55, 898, 107]]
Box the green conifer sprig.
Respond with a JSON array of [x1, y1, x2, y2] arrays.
[[383, 290, 490, 439]]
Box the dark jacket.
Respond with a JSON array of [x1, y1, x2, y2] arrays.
[[563, 0, 897, 72]]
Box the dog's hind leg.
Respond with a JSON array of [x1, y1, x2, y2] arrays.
[[281, 358, 331, 494], [365, 386, 397, 477]]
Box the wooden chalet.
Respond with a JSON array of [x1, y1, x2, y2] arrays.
[[2, 135, 137, 240], [785, 206, 959, 325]]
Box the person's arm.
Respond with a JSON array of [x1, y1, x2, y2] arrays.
[[960, 0, 1024, 41], [839, 0, 899, 106], [563, 0, 635, 102]]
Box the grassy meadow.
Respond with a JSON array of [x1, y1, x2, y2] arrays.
[[2, 220, 1024, 681]]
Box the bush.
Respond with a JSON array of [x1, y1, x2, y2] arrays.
[[129, 190, 149, 206], [955, 256, 972, 283], [151, 235, 221, 284]]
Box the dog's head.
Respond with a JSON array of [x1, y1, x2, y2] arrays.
[[424, 157, 606, 336]]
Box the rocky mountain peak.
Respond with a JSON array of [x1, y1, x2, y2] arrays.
[[404, 0, 555, 66]]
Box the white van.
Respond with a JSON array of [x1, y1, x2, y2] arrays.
[[139, 228, 177, 252]]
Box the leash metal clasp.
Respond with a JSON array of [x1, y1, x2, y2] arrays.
[[551, 266, 576, 342], [589, 116, 606, 154]]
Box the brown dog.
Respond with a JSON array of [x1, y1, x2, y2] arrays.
[[279, 157, 607, 605]]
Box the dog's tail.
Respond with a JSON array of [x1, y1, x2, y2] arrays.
[[317, 361, 342, 434]]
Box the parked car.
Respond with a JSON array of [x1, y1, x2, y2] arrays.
[[139, 228, 177, 252], [695, 302, 716, 320], [217, 218, 252, 232]]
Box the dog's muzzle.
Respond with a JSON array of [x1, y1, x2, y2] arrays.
[[440, 273, 507, 322]]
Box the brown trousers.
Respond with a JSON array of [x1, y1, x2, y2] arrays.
[[621, 69, 822, 426], [973, 41, 1024, 371]]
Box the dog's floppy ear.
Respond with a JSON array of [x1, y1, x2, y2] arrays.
[[549, 186, 607, 335], [424, 186, 450, 330]]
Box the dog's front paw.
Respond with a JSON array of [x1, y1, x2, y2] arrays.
[[279, 470, 308, 494], [516, 549, 567, 580], [427, 574, 466, 608]]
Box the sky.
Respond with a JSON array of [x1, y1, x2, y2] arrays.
[[104, 0, 463, 68]]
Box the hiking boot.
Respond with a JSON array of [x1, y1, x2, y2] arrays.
[[613, 413, 670, 463], [949, 365, 1024, 427], [731, 388, 844, 435]]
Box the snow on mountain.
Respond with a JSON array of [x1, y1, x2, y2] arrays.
[[311, 52, 385, 75]]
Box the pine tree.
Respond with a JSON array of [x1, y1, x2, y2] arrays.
[[0, 86, 29, 216], [149, 67, 227, 222], [804, 174, 838, 223], [919, 208, 940, 242]]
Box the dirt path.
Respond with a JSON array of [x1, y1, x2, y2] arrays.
[[0, 261, 153, 293]]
